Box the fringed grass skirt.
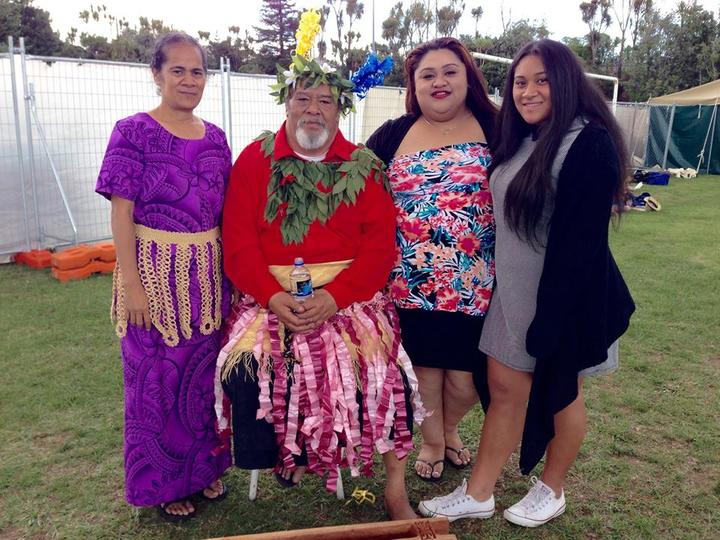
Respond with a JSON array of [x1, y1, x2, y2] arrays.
[[214, 292, 426, 491]]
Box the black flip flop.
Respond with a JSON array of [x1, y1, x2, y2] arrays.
[[275, 471, 301, 488], [195, 480, 229, 503], [156, 500, 196, 523], [444, 446, 471, 470], [414, 458, 444, 482]]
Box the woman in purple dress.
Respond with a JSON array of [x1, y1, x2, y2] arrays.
[[96, 32, 231, 522]]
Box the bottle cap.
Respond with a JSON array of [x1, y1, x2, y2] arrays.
[[294, 257, 304, 266]]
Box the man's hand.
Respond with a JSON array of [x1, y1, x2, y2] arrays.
[[268, 291, 315, 333], [296, 289, 338, 328]]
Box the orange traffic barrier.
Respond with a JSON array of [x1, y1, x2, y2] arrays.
[[92, 259, 116, 274], [96, 242, 116, 262], [15, 250, 52, 269], [51, 259, 115, 283], [51, 265, 91, 283], [48, 242, 116, 282], [52, 244, 103, 270]]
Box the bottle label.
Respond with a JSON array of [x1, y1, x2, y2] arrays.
[[292, 278, 313, 299]]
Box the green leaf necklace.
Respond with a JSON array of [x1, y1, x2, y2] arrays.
[[260, 131, 389, 245]]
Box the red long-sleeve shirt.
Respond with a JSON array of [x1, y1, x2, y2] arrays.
[[222, 123, 397, 309]]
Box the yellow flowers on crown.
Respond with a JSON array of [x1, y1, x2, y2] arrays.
[[295, 9, 321, 58], [271, 8, 356, 116]]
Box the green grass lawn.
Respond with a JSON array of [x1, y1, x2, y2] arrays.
[[1, 176, 718, 540]]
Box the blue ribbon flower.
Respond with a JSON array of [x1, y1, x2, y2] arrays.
[[351, 53, 394, 100]]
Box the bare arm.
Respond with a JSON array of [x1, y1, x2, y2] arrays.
[[111, 195, 150, 330]]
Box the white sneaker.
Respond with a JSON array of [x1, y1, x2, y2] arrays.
[[418, 479, 495, 522], [503, 476, 566, 528]]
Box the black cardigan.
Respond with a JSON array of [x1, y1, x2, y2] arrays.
[[519, 122, 635, 473], [366, 112, 494, 165], [367, 115, 633, 474]]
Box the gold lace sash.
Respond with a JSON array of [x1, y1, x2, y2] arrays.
[[268, 259, 352, 291], [111, 224, 223, 347]]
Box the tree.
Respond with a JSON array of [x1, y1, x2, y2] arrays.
[[475, 19, 550, 92], [406, 1, 434, 45], [327, 0, 365, 74], [380, 2, 409, 85], [471, 5, 483, 38], [436, 0, 465, 37], [207, 29, 258, 72], [0, 0, 62, 55], [610, 0, 652, 90], [623, 1, 719, 101], [580, 0, 611, 67], [630, 0, 652, 49], [253, 0, 298, 74]]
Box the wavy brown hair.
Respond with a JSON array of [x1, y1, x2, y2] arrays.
[[404, 37, 497, 145]]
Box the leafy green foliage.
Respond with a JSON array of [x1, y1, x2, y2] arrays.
[[270, 55, 356, 115], [260, 131, 387, 244]]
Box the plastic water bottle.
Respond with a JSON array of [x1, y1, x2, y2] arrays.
[[289, 257, 313, 302]]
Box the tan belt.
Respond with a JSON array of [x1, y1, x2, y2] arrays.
[[268, 259, 353, 291], [134, 224, 220, 244]]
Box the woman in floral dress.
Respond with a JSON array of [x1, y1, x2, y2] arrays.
[[366, 37, 497, 482]]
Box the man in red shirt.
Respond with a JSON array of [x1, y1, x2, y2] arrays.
[[215, 55, 425, 520]]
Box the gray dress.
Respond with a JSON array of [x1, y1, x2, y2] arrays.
[[479, 118, 618, 375]]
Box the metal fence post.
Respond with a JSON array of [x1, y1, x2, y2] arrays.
[[224, 57, 233, 153], [8, 36, 31, 251], [220, 57, 227, 139], [28, 80, 78, 246], [19, 37, 41, 245]]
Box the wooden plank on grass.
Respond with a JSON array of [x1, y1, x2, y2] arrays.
[[207, 517, 452, 540]]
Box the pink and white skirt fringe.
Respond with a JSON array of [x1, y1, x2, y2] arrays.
[[214, 292, 426, 491]]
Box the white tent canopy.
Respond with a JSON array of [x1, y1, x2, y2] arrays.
[[649, 79, 720, 105]]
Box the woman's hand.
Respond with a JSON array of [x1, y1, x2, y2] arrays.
[[124, 281, 151, 330]]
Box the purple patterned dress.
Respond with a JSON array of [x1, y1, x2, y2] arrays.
[[96, 112, 232, 506]]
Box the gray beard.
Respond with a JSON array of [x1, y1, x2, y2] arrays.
[[296, 125, 329, 150]]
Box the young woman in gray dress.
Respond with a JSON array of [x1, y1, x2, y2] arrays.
[[419, 39, 634, 527]]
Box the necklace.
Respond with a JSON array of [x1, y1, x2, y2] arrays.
[[422, 112, 473, 135]]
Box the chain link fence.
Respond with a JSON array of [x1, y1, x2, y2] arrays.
[[0, 46, 658, 257]]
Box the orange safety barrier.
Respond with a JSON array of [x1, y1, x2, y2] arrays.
[[47, 242, 116, 282], [92, 259, 116, 274], [95, 242, 116, 262], [15, 250, 53, 269], [51, 259, 116, 283], [52, 244, 103, 270]]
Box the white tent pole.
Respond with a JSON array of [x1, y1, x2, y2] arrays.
[[704, 100, 718, 174], [696, 102, 716, 172], [662, 105, 676, 169]]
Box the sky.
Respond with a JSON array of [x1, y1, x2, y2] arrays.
[[35, 0, 707, 48]]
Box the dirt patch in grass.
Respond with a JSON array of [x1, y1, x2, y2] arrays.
[[705, 355, 720, 371], [31, 431, 72, 453], [0, 527, 24, 540]]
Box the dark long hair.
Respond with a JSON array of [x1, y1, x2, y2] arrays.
[[492, 39, 628, 245], [404, 37, 497, 144]]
